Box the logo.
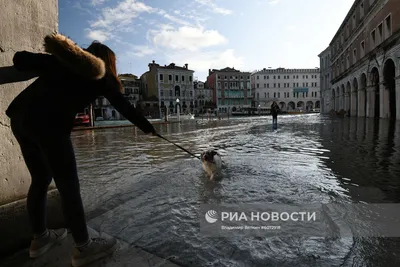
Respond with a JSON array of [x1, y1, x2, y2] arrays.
[[205, 210, 218, 223]]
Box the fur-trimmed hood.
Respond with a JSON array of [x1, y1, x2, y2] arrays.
[[43, 33, 106, 80]]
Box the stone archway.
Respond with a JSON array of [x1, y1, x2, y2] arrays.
[[359, 73, 367, 117], [288, 101, 295, 110], [297, 101, 304, 110], [279, 102, 286, 111], [352, 77, 358, 117], [306, 101, 313, 111], [383, 59, 396, 119], [370, 67, 380, 118]]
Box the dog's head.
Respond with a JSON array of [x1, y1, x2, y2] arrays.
[[201, 149, 218, 163]]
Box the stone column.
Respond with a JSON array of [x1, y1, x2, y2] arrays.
[[379, 80, 387, 118], [396, 77, 400, 119], [0, 0, 59, 257], [351, 91, 357, 116], [0, 0, 58, 205], [366, 86, 375, 118]]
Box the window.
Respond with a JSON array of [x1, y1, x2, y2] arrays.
[[370, 29, 376, 49], [267, 76, 269, 79], [360, 2, 364, 18], [378, 23, 383, 43], [182, 76, 185, 82], [264, 83, 266, 88], [257, 84, 259, 88], [278, 92, 280, 98], [264, 76, 266, 79], [353, 14, 356, 29], [257, 76, 259, 79], [175, 75, 178, 82], [293, 83, 296, 87], [347, 55, 350, 68], [353, 49, 357, 63], [361, 41, 365, 57], [385, 15, 392, 39], [160, 74, 163, 81], [274, 92, 276, 98], [168, 75, 172, 81], [189, 76, 192, 82], [274, 83, 276, 87], [278, 83, 280, 88], [278, 76, 280, 79], [267, 84, 269, 88]]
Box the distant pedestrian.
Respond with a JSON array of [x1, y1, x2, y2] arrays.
[[6, 33, 157, 266], [271, 101, 280, 128]]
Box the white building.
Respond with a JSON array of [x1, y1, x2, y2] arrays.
[[251, 68, 321, 112], [318, 47, 332, 113], [194, 80, 213, 113]]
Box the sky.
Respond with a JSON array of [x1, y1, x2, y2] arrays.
[[59, 0, 354, 81]]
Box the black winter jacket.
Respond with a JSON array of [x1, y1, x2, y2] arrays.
[[6, 34, 155, 135]]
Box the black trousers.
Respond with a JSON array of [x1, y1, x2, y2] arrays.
[[10, 116, 89, 244], [272, 115, 278, 125]]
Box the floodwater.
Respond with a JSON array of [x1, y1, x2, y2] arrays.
[[71, 114, 400, 267]]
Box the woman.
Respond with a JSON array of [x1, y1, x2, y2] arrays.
[[6, 33, 156, 267]]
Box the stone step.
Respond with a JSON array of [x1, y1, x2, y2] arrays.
[[0, 227, 181, 267]]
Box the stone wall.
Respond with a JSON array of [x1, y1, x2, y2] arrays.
[[0, 0, 58, 205]]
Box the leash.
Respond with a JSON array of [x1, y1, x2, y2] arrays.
[[155, 133, 201, 160]]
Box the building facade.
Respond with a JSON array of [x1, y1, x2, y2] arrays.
[[251, 68, 321, 112], [91, 74, 143, 120], [206, 67, 252, 114], [120, 74, 141, 108], [194, 80, 214, 113], [141, 61, 195, 118], [318, 47, 332, 113], [323, 0, 400, 119]]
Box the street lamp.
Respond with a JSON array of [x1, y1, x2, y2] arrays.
[[258, 104, 261, 115], [176, 98, 180, 122]]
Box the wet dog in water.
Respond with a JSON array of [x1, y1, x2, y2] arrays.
[[201, 149, 222, 180]]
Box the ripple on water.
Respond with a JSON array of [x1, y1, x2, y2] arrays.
[[73, 115, 400, 267]]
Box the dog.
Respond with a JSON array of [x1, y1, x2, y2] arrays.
[[200, 149, 222, 180]]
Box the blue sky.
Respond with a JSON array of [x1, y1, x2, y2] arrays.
[[59, 0, 354, 81]]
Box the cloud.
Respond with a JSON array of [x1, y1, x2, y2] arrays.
[[164, 49, 244, 80], [286, 25, 297, 31], [148, 25, 227, 52], [91, 0, 108, 5], [72, 2, 93, 16], [85, 29, 111, 42], [127, 45, 156, 57], [89, 0, 155, 30], [268, 0, 281, 5], [194, 0, 232, 15], [157, 10, 192, 26]]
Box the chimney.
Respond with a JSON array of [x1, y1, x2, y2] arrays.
[[185, 63, 188, 69]]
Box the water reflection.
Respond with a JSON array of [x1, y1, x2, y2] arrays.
[[70, 115, 400, 267]]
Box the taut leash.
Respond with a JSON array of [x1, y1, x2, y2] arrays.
[[155, 133, 201, 160]]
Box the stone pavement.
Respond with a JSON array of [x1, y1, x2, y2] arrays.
[[0, 227, 181, 267]]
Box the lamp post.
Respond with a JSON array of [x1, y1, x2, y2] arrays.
[[176, 98, 180, 122], [258, 104, 261, 115]]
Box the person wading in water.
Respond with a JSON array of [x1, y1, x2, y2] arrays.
[[6, 33, 157, 266], [271, 101, 280, 129]]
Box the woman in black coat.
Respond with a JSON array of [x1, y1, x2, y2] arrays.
[[6, 33, 156, 266]]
